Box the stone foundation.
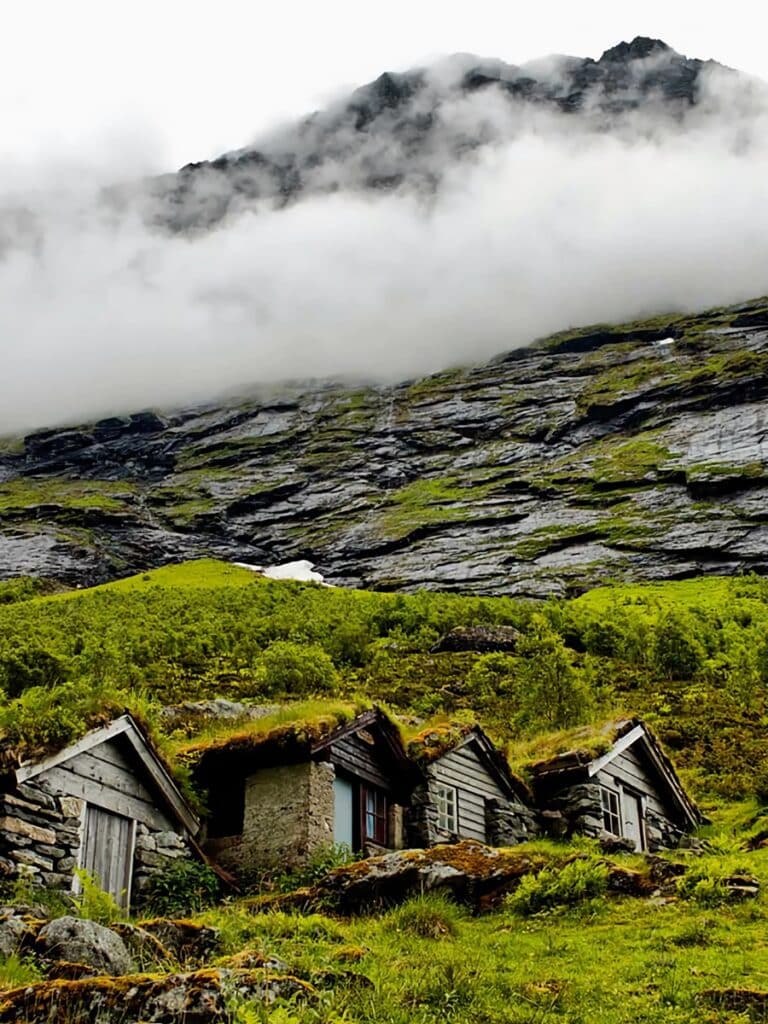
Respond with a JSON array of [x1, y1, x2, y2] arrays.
[[485, 798, 540, 845]]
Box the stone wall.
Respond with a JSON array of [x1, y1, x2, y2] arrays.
[[485, 798, 540, 846], [0, 782, 82, 891], [215, 761, 336, 879], [539, 782, 688, 851], [132, 826, 193, 901], [0, 782, 194, 903], [406, 784, 539, 848]]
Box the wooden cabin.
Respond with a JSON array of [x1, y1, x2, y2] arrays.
[[406, 724, 538, 847], [191, 708, 416, 879], [527, 718, 700, 851], [0, 714, 200, 908]]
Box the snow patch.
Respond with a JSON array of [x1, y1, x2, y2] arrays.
[[234, 559, 330, 585]]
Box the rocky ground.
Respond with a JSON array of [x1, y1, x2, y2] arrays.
[[2, 298, 768, 596]]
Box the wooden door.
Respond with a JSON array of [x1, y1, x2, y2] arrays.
[[79, 804, 136, 909], [621, 792, 645, 852]]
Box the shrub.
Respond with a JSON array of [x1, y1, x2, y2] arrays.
[[676, 864, 743, 907], [274, 843, 356, 892], [142, 858, 221, 917], [388, 893, 463, 939], [507, 858, 609, 916], [254, 642, 340, 699]]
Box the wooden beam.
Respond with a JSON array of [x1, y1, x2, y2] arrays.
[[120, 722, 200, 834], [587, 724, 645, 778]]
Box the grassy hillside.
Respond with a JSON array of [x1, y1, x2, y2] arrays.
[[1, 562, 768, 1021], [2, 559, 768, 807]]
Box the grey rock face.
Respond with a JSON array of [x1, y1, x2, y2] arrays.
[[3, 298, 768, 596], [36, 916, 135, 976]]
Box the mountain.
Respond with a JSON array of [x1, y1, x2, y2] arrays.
[[3, 295, 768, 595], [140, 36, 746, 232]]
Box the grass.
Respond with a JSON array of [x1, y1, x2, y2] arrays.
[[0, 479, 135, 514]]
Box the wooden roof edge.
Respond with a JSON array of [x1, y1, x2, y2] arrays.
[[311, 706, 416, 778]]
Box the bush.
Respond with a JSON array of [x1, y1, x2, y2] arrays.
[[274, 843, 357, 892], [254, 642, 340, 699], [506, 858, 609, 916], [676, 864, 743, 907], [142, 858, 221, 917], [388, 893, 463, 939]]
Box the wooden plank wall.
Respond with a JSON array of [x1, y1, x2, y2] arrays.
[[595, 744, 668, 819], [329, 733, 393, 791], [428, 743, 508, 842], [38, 735, 174, 832]]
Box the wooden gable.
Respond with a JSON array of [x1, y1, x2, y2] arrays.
[[587, 722, 700, 831], [16, 714, 199, 836], [311, 708, 414, 801]]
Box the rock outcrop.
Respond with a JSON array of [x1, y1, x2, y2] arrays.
[[3, 298, 768, 596]]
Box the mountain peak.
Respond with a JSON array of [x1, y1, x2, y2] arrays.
[[599, 37, 675, 64]]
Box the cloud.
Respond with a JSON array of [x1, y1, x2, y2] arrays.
[[2, 58, 768, 435]]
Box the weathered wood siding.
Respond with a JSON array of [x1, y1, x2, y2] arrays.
[[328, 733, 394, 791], [427, 743, 509, 842], [595, 744, 668, 819], [36, 735, 175, 833]]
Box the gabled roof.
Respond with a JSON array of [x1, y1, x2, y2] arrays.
[[186, 705, 413, 787], [311, 707, 413, 774], [408, 722, 532, 804], [15, 713, 200, 835], [526, 717, 701, 829]]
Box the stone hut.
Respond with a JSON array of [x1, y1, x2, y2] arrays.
[[0, 714, 201, 908], [189, 707, 416, 880], [526, 718, 701, 851], [406, 723, 538, 847]]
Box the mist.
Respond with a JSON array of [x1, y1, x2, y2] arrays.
[[3, 58, 768, 435]]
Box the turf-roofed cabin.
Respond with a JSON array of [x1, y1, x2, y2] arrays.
[[407, 724, 538, 847], [190, 708, 416, 879], [0, 714, 200, 908], [528, 718, 701, 851]]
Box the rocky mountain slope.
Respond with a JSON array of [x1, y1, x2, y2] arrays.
[[2, 296, 768, 596], [140, 36, 745, 231]]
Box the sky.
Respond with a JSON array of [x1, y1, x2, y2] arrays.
[[2, 0, 767, 169], [3, 1, 768, 434]]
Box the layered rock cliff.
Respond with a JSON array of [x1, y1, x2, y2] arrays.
[[3, 296, 768, 596]]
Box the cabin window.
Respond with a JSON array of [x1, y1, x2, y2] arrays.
[[601, 787, 621, 836], [361, 786, 388, 845], [207, 776, 245, 838], [436, 784, 458, 833]]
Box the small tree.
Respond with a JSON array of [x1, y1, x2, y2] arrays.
[[513, 616, 592, 732], [652, 612, 705, 680]]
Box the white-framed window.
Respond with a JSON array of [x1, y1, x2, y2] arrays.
[[600, 787, 621, 836], [436, 784, 458, 833]]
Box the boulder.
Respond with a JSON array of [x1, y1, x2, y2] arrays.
[[0, 968, 315, 1023], [257, 840, 549, 915], [35, 917, 135, 976], [0, 914, 33, 959], [430, 625, 521, 654]]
